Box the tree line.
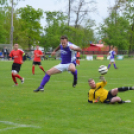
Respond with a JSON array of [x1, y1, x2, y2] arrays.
[[0, 0, 134, 51], [0, 0, 95, 51], [99, 0, 134, 51]]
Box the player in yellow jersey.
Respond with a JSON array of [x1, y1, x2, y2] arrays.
[[88, 76, 134, 104]]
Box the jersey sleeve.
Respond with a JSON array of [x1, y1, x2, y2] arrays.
[[33, 51, 35, 56], [39, 50, 43, 55], [19, 50, 24, 55], [69, 44, 78, 52], [100, 81, 107, 88], [88, 90, 94, 103], [9, 51, 13, 57]]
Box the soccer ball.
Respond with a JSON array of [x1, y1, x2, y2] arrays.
[[98, 65, 108, 75]]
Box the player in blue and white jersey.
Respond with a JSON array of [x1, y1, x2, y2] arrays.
[[107, 47, 118, 69], [34, 35, 82, 92]]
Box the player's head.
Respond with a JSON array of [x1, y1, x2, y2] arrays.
[[36, 45, 39, 50], [88, 78, 96, 89], [60, 35, 68, 48], [14, 44, 19, 50]]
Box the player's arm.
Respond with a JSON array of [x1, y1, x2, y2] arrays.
[[88, 92, 94, 103], [88, 90, 99, 103], [69, 45, 82, 52], [99, 76, 107, 87], [9, 51, 13, 60], [31, 55, 34, 58], [88, 96, 100, 103], [51, 45, 60, 56], [23, 52, 25, 56], [21, 51, 25, 58], [93, 97, 100, 103], [31, 51, 35, 59], [99, 76, 106, 82], [114, 51, 116, 55]]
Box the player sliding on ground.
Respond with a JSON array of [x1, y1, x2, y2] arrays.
[[34, 35, 82, 92], [9, 44, 25, 86], [88, 76, 133, 104]]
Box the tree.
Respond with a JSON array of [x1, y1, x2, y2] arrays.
[[100, 12, 130, 50], [18, 5, 43, 49], [0, 0, 25, 46], [0, 9, 7, 43], [67, 0, 75, 26], [123, 0, 134, 51], [42, 11, 68, 50], [68, 0, 96, 28], [0, 0, 24, 5]]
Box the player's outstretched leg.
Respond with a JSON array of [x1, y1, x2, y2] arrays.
[[108, 64, 111, 69], [114, 63, 118, 69], [33, 73, 50, 92], [21, 78, 25, 84], [14, 74, 24, 84], [71, 70, 77, 87], [118, 87, 134, 91], [12, 73, 18, 86], [32, 65, 35, 75], [39, 65, 45, 73]]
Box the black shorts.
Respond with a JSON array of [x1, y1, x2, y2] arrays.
[[12, 63, 21, 73], [33, 61, 41, 65], [76, 57, 80, 59], [104, 90, 116, 104]]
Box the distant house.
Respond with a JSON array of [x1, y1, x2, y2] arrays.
[[82, 43, 110, 55]]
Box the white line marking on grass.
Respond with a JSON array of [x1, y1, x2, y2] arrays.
[[0, 121, 40, 132]]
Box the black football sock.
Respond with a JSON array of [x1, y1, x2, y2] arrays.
[[118, 87, 133, 92], [118, 100, 125, 104]]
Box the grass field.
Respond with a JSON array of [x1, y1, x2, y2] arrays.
[[0, 59, 134, 134]]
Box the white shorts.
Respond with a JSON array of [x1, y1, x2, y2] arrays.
[[54, 63, 72, 72], [110, 59, 115, 62], [11, 70, 18, 74]]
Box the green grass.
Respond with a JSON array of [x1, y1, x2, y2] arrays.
[[0, 59, 134, 134]]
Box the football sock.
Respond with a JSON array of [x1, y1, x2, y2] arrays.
[[76, 60, 80, 65], [14, 74, 22, 80], [71, 70, 77, 81], [108, 64, 111, 69], [118, 87, 133, 92], [39, 73, 50, 88], [114, 63, 117, 68], [78, 60, 80, 65], [32, 66, 35, 74], [118, 100, 125, 104], [39, 66, 45, 72], [12, 73, 17, 84]]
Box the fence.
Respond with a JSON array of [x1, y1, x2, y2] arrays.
[[22, 50, 134, 61], [81, 50, 133, 55]]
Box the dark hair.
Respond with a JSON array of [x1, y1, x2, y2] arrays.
[[60, 35, 68, 40]]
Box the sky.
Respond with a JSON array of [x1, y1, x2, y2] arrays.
[[15, 0, 116, 27]]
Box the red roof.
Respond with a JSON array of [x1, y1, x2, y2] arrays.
[[83, 44, 109, 51]]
